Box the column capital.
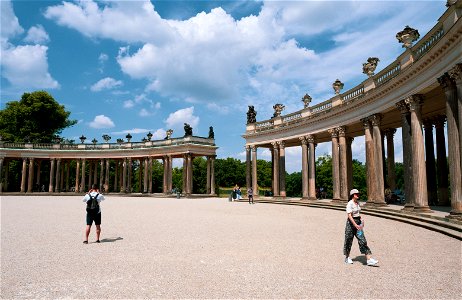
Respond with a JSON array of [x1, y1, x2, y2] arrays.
[[307, 134, 315, 144], [361, 117, 371, 129], [396, 100, 410, 114], [383, 128, 397, 137], [250, 145, 257, 152], [245, 145, 251, 150], [369, 113, 382, 126], [433, 115, 446, 129], [404, 94, 424, 111], [271, 142, 278, 149], [328, 128, 338, 138], [299, 136, 308, 145], [437, 72, 455, 90], [448, 63, 462, 83], [337, 126, 346, 137], [422, 118, 434, 129], [346, 136, 354, 144], [277, 141, 285, 149]]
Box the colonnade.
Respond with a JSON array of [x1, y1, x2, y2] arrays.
[[0, 154, 216, 196], [245, 64, 462, 218]]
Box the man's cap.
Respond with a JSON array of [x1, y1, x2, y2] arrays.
[[350, 189, 360, 196]]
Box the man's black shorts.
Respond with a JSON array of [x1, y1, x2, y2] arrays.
[[86, 212, 101, 225]]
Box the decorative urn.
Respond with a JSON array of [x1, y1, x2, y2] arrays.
[[332, 79, 344, 95], [362, 57, 380, 77], [396, 26, 420, 48]]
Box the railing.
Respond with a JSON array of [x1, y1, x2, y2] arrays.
[[413, 26, 444, 61], [254, 120, 274, 132], [282, 112, 302, 123], [375, 61, 401, 87], [0, 136, 215, 150], [311, 101, 332, 113], [342, 85, 364, 102]]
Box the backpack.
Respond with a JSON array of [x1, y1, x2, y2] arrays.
[[86, 193, 100, 213]]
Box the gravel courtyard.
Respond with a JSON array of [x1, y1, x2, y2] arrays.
[[1, 195, 461, 299]]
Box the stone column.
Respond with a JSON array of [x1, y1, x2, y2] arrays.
[[278, 141, 286, 197], [346, 137, 354, 193], [20, 158, 27, 193], [60, 162, 65, 192], [245, 146, 251, 190], [167, 156, 173, 192], [27, 158, 34, 193], [75, 159, 80, 193], [127, 158, 132, 193], [206, 156, 211, 194], [434, 116, 449, 205], [405, 95, 430, 212], [251, 146, 258, 196], [65, 161, 70, 192], [93, 161, 98, 187], [308, 135, 317, 200], [329, 128, 340, 201], [55, 159, 61, 192], [99, 159, 104, 191], [0, 158, 3, 193], [148, 157, 153, 193], [423, 120, 437, 206], [143, 158, 148, 193], [300, 137, 309, 199], [384, 129, 397, 191], [49, 158, 55, 192], [88, 162, 93, 189], [162, 156, 168, 193], [370, 114, 386, 206], [438, 73, 462, 217], [81, 159, 86, 193], [396, 101, 414, 210], [105, 159, 110, 193], [186, 154, 193, 195], [362, 118, 375, 204], [338, 126, 348, 201], [122, 158, 127, 193], [271, 142, 279, 196], [210, 155, 216, 195], [449, 63, 462, 171], [182, 155, 187, 194]]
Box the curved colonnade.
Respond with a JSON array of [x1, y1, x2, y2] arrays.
[[243, 2, 462, 219], [0, 136, 218, 196]]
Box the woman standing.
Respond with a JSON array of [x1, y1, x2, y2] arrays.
[[343, 188, 379, 266]]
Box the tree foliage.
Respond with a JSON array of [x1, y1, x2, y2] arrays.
[[0, 91, 77, 142]]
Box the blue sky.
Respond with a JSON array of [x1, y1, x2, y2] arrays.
[[1, 0, 446, 173]]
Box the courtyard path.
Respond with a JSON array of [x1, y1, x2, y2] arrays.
[[1, 196, 461, 299]]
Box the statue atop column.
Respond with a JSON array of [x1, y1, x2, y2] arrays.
[[272, 103, 285, 118], [165, 129, 173, 140], [247, 105, 257, 124], [208, 126, 215, 139], [184, 123, 193, 137]]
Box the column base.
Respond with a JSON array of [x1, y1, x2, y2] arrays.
[[331, 198, 341, 203], [373, 201, 388, 207], [402, 204, 414, 211], [413, 205, 433, 213]]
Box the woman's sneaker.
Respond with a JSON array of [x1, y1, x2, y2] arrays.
[[367, 258, 379, 266], [345, 257, 353, 264]]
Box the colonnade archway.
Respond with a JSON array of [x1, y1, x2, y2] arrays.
[[243, 1, 462, 219], [0, 136, 217, 197]]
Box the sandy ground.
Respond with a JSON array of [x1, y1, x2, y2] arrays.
[[1, 195, 461, 299]]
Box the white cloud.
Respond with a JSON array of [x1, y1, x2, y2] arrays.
[[1, 44, 59, 89], [123, 100, 134, 108], [99, 53, 108, 63], [89, 115, 115, 129], [111, 128, 151, 135], [164, 107, 199, 132], [151, 128, 166, 140], [90, 77, 123, 92], [207, 102, 229, 115], [24, 25, 50, 44], [139, 108, 152, 117], [1, 0, 23, 42]]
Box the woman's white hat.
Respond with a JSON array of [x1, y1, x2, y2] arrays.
[[350, 188, 359, 196]]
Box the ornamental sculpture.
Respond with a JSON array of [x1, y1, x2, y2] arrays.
[[165, 129, 173, 139], [102, 134, 111, 143], [184, 123, 193, 137], [246, 105, 257, 124], [208, 126, 215, 139], [362, 57, 380, 77], [302, 94, 312, 108], [332, 79, 344, 95], [396, 25, 420, 48], [273, 103, 285, 118]]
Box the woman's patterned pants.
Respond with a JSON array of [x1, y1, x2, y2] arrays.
[[343, 217, 372, 256]]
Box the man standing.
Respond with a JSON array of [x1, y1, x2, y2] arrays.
[[82, 184, 105, 244], [247, 187, 254, 204]]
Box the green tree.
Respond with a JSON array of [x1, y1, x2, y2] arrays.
[[0, 91, 77, 142], [286, 171, 302, 197], [316, 155, 333, 198]]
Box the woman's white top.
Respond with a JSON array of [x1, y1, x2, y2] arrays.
[[346, 199, 361, 217]]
